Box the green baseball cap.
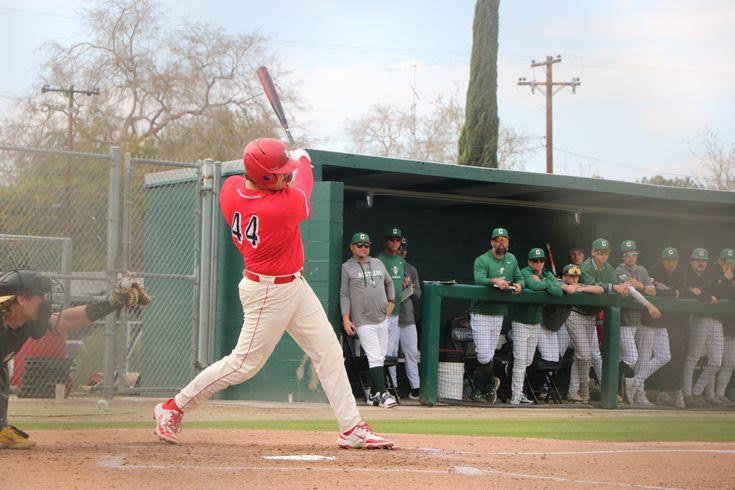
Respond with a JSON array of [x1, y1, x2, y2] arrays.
[[591, 238, 611, 251], [528, 248, 546, 259], [660, 247, 679, 259], [720, 248, 735, 260], [350, 232, 371, 245], [562, 264, 582, 276], [384, 227, 402, 238], [400, 237, 408, 250], [491, 227, 509, 239], [620, 240, 638, 253], [691, 248, 710, 260]]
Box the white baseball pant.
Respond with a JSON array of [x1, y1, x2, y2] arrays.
[[538, 327, 571, 362], [566, 311, 601, 398], [511, 322, 540, 399], [386, 315, 400, 387], [355, 320, 388, 368], [633, 326, 671, 387], [715, 335, 735, 399], [470, 313, 504, 364], [175, 276, 361, 432], [683, 316, 723, 398], [399, 323, 420, 390], [620, 326, 638, 367]]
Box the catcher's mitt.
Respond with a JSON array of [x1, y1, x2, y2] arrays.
[[110, 273, 153, 308]]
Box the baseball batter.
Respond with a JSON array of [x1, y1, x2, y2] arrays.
[[154, 138, 392, 449], [469, 227, 524, 404]]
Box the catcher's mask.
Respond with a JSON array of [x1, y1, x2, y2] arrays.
[[0, 269, 64, 331]]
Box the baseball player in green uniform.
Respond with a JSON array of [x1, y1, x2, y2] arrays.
[[715, 248, 735, 405], [567, 238, 630, 402], [377, 227, 406, 391], [511, 248, 562, 404], [469, 227, 524, 403]]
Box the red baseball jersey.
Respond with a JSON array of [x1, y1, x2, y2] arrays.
[[219, 153, 314, 276]]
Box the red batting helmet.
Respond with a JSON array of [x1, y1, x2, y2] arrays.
[[243, 138, 299, 187]]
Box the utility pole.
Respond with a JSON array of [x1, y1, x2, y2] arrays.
[[41, 84, 100, 151], [41, 84, 100, 231], [518, 55, 580, 174]]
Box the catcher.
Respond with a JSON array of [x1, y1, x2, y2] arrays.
[[0, 269, 151, 449]]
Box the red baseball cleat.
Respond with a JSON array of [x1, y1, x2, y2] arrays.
[[154, 402, 183, 444], [338, 421, 394, 449]]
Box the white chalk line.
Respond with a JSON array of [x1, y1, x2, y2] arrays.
[[98, 455, 680, 490], [413, 447, 735, 457]]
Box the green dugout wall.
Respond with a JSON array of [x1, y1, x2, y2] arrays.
[[141, 151, 735, 401]]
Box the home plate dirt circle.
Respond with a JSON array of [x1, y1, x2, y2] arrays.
[[5, 429, 735, 489]]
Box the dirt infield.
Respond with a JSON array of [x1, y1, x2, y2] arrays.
[[5, 429, 735, 489]]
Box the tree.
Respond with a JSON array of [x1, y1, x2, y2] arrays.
[[1, 0, 289, 156], [457, 0, 500, 168], [697, 128, 734, 191], [637, 175, 701, 188], [347, 95, 531, 168]]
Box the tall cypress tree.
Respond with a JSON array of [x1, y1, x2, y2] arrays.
[[458, 0, 499, 167]]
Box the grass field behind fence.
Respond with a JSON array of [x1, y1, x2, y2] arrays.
[[18, 416, 735, 442]]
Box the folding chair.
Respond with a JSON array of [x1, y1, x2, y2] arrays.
[[342, 334, 400, 404]]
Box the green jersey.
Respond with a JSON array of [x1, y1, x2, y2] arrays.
[[512, 267, 563, 325], [377, 251, 405, 316], [469, 251, 525, 316], [577, 257, 619, 315]]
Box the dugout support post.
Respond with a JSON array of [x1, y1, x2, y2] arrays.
[[600, 306, 621, 409]]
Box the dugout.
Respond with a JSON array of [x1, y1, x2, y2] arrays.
[[141, 150, 735, 402]]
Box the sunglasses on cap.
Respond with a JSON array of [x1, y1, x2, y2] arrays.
[[354, 243, 370, 249], [564, 267, 582, 276], [530, 258, 545, 263]]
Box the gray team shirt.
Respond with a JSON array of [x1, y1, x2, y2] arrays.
[[398, 262, 422, 327], [616, 263, 653, 327], [340, 257, 395, 327]]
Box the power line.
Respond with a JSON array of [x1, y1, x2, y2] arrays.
[[553, 147, 697, 179]]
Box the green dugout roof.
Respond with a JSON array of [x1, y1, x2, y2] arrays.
[[309, 150, 735, 223]]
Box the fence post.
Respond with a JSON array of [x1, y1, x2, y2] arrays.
[[419, 282, 442, 406], [601, 305, 621, 409], [60, 237, 72, 308], [196, 159, 214, 368], [207, 161, 222, 363], [102, 146, 122, 398]]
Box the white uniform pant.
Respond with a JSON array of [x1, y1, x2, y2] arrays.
[[715, 335, 735, 398], [511, 322, 540, 399], [175, 276, 361, 432], [538, 327, 571, 362], [566, 311, 602, 397], [470, 313, 504, 365], [633, 326, 671, 386], [355, 320, 388, 368], [683, 316, 723, 398], [620, 326, 638, 367], [398, 323, 420, 390], [386, 315, 400, 387]]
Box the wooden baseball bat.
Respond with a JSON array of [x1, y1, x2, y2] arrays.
[[546, 242, 558, 277], [256, 66, 295, 145]]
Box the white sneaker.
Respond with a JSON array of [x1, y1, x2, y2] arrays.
[[511, 393, 533, 405], [635, 389, 654, 407], [623, 378, 636, 404], [338, 421, 394, 449], [154, 402, 183, 444], [673, 390, 686, 409], [379, 392, 398, 408]]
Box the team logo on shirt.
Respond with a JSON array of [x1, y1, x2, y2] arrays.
[[391, 266, 399, 276]]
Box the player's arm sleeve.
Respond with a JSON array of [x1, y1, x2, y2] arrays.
[[473, 256, 492, 286], [278, 154, 314, 223], [521, 268, 547, 291], [412, 267, 422, 300], [627, 286, 652, 307], [218, 176, 240, 225], [582, 265, 611, 293], [513, 262, 525, 287], [340, 264, 351, 316], [546, 273, 564, 297], [382, 263, 395, 301]]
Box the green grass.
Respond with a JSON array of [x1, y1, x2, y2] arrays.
[[16, 416, 735, 442]]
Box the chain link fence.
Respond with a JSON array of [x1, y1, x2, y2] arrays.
[[0, 144, 214, 400]]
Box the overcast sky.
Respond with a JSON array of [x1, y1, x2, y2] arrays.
[[1, 0, 733, 182]]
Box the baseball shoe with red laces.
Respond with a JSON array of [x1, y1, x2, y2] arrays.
[[338, 421, 393, 449], [154, 402, 183, 444]]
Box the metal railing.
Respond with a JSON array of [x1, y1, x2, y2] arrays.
[[419, 282, 735, 408]]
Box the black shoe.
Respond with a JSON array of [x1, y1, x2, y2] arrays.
[[470, 390, 490, 403], [409, 388, 420, 400]]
